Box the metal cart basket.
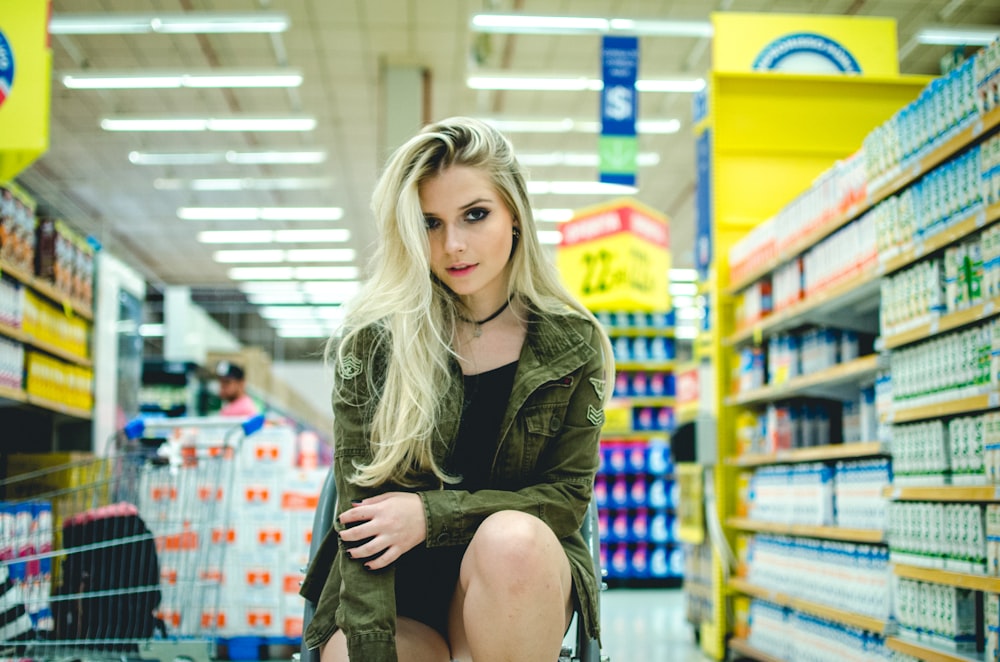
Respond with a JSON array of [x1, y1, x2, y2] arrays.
[[0, 415, 265, 661]]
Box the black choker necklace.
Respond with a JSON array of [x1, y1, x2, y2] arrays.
[[458, 300, 509, 338]]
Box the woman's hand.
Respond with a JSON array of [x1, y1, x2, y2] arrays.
[[338, 492, 427, 570]]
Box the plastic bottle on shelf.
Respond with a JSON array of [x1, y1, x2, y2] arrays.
[[650, 544, 671, 578], [594, 474, 608, 508], [629, 475, 648, 507], [650, 510, 670, 543], [606, 442, 627, 474], [631, 371, 648, 397], [630, 542, 649, 579], [627, 444, 647, 474], [611, 510, 629, 543], [648, 476, 669, 509], [610, 476, 629, 508], [631, 508, 649, 542], [646, 438, 671, 475], [610, 543, 629, 579], [597, 509, 609, 543]]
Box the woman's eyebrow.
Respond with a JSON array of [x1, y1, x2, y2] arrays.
[[459, 197, 491, 210]]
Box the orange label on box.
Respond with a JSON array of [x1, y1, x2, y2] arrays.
[[212, 527, 237, 544], [283, 574, 304, 593], [151, 486, 178, 501], [258, 528, 283, 545], [246, 569, 272, 586], [285, 617, 303, 638], [281, 492, 319, 510], [157, 531, 198, 552], [161, 569, 178, 585], [248, 610, 273, 628], [245, 486, 271, 503], [255, 444, 281, 461]]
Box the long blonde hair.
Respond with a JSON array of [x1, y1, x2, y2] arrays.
[[330, 117, 615, 488]]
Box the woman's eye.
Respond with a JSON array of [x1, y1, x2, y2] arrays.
[[424, 216, 441, 230], [465, 208, 489, 222]]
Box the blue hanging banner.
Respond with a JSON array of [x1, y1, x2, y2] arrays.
[[599, 35, 638, 187]]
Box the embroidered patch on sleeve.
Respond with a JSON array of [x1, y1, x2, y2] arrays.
[[589, 377, 605, 400], [339, 353, 363, 380], [586, 404, 605, 427]]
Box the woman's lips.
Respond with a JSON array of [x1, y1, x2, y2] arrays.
[[448, 264, 476, 276]]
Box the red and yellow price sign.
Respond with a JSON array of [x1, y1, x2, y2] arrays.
[[557, 199, 670, 312]]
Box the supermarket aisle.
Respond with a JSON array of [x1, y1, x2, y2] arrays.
[[599, 588, 712, 661]]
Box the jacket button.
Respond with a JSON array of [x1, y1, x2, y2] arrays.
[[549, 416, 561, 432]]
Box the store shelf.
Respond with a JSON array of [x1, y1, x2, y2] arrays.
[[729, 270, 881, 345], [676, 402, 699, 426], [893, 562, 1000, 592], [0, 258, 93, 321], [730, 440, 886, 467], [883, 295, 1000, 350], [727, 354, 879, 406], [0, 320, 27, 344], [603, 327, 675, 338], [886, 485, 1000, 502], [727, 106, 1000, 295], [600, 430, 672, 441], [615, 360, 676, 372], [683, 580, 713, 600], [728, 638, 785, 662], [727, 517, 884, 544], [880, 202, 1000, 281], [611, 396, 676, 408], [26, 394, 92, 420], [0, 383, 27, 404], [728, 577, 888, 633], [890, 390, 1000, 424], [886, 636, 985, 662], [0, 320, 92, 369]]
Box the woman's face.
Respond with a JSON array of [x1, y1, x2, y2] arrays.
[[419, 165, 516, 309]]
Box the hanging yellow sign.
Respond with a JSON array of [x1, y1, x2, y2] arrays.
[[556, 198, 671, 312], [0, 2, 51, 182]]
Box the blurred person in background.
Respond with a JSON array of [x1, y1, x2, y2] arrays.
[[215, 361, 260, 417]]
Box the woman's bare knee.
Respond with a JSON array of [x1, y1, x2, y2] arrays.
[[319, 620, 450, 662]]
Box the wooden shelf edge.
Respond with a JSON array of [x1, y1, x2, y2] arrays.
[[894, 562, 1000, 592], [891, 391, 999, 423], [615, 360, 676, 372], [728, 355, 879, 405], [728, 638, 785, 662], [730, 441, 886, 467], [0, 321, 27, 344], [0, 258, 94, 321], [728, 578, 887, 633], [25, 335, 92, 368], [886, 484, 1000, 502], [0, 383, 27, 403], [883, 294, 1000, 350], [729, 271, 879, 345], [886, 636, 984, 662], [26, 394, 92, 420], [727, 517, 884, 543]]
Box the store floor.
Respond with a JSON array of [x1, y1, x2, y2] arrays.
[[596, 587, 712, 661]]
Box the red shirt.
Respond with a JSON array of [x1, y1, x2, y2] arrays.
[[220, 393, 260, 417]]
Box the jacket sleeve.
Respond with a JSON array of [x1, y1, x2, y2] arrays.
[[329, 331, 399, 662], [421, 324, 607, 547]]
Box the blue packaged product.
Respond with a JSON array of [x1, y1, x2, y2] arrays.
[[630, 371, 648, 397], [668, 548, 685, 576], [597, 509, 609, 542], [630, 475, 648, 507], [649, 545, 671, 578], [606, 443, 628, 473], [648, 477, 669, 509], [610, 543, 629, 578], [650, 511, 670, 543], [614, 371, 630, 397], [648, 372, 667, 396], [631, 508, 649, 542], [610, 476, 629, 508], [646, 440, 671, 475], [630, 543, 649, 579], [611, 511, 629, 543], [627, 444, 647, 474], [594, 475, 608, 508]]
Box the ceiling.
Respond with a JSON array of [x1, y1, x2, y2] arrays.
[[15, 0, 1000, 360]]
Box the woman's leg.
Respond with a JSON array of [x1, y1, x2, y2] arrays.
[[447, 510, 574, 662], [319, 618, 451, 662]]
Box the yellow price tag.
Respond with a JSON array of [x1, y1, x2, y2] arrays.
[[63, 300, 73, 318], [752, 325, 763, 345]]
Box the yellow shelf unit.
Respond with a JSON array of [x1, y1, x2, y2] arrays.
[[702, 65, 929, 659], [890, 390, 1000, 424], [727, 517, 884, 544], [886, 637, 984, 662], [730, 440, 886, 467], [726, 354, 879, 406], [885, 485, 1000, 502], [614, 360, 676, 372], [1, 257, 94, 321], [728, 577, 890, 634]]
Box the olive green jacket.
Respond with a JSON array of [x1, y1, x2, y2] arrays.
[[299, 311, 607, 661]]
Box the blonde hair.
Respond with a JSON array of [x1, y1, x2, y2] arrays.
[[331, 116, 615, 488]]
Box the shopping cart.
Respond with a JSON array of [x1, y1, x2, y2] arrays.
[[0, 414, 266, 662]]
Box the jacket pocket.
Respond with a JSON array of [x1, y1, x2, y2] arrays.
[[520, 403, 566, 474]]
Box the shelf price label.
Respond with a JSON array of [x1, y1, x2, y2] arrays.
[[556, 200, 670, 312]]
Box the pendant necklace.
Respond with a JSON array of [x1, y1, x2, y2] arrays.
[[459, 300, 509, 338]]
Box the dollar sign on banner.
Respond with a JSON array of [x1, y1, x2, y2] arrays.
[[600, 36, 638, 186], [604, 85, 633, 122]]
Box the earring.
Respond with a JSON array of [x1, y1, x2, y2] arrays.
[[512, 227, 521, 239]]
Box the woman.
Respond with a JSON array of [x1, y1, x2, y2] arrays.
[[300, 116, 615, 662]]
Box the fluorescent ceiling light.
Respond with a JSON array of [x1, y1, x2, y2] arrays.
[[246, 291, 308, 305], [669, 283, 699, 296], [239, 280, 360, 295], [139, 323, 165, 337], [50, 12, 290, 35], [275, 327, 336, 338], [675, 326, 698, 340], [259, 306, 345, 320], [470, 13, 712, 38], [670, 268, 698, 281], [468, 75, 705, 93], [214, 248, 356, 264], [520, 152, 660, 168], [527, 181, 638, 195], [179, 207, 343, 221], [62, 69, 302, 90], [197, 229, 350, 244], [130, 150, 327, 165], [533, 208, 575, 222], [229, 266, 359, 281], [916, 25, 998, 46], [101, 115, 316, 132], [155, 177, 331, 191], [484, 118, 679, 134], [537, 231, 562, 245]]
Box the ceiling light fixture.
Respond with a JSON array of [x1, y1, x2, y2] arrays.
[[49, 12, 290, 35], [129, 150, 327, 165], [179, 207, 344, 221], [62, 69, 303, 90], [519, 152, 660, 167], [238, 280, 360, 294], [537, 231, 563, 245], [229, 266, 360, 281], [197, 229, 351, 244], [470, 13, 712, 38], [155, 177, 332, 191], [484, 118, 680, 134], [468, 75, 705, 93], [915, 24, 998, 46], [527, 181, 639, 195], [532, 208, 575, 222], [101, 115, 316, 132]]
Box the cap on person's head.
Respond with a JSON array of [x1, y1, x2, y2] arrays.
[[215, 361, 245, 381]]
